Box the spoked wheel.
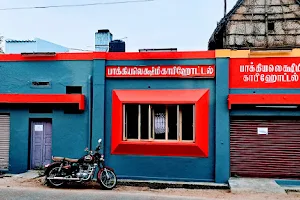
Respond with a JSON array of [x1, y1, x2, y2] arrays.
[[97, 168, 117, 190], [45, 167, 65, 188]]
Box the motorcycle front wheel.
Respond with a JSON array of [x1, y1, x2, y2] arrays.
[[45, 166, 65, 188], [97, 168, 117, 190]]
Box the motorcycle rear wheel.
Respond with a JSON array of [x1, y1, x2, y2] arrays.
[[45, 166, 65, 188], [97, 168, 117, 190]]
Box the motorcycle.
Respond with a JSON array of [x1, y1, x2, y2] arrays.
[[44, 139, 117, 190]]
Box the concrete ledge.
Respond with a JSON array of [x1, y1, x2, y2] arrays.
[[229, 178, 286, 194], [118, 179, 229, 190], [3, 170, 42, 179]]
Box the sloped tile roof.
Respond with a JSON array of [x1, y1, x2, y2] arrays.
[[208, 0, 300, 49]]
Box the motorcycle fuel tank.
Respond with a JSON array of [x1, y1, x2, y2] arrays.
[[83, 155, 94, 162]]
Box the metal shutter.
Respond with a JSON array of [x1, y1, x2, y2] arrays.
[[0, 115, 10, 171], [230, 117, 300, 178]]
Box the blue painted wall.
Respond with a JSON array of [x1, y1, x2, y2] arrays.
[[0, 61, 92, 173], [104, 59, 217, 182], [0, 56, 232, 183], [92, 60, 106, 151], [214, 58, 230, 183], [2, 55, 294, 183]]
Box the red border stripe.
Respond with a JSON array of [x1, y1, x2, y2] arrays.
[[106, 51, 215, 60], [0, 94, 85, 110], [0, 51, 215, 62], [0, 53, 99, 61]]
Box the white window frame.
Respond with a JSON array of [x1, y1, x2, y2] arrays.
[[123, 104, 195, 142]]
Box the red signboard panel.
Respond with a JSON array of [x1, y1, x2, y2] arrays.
[[230, 58, 300, 88], [106, 65, 215, 78]]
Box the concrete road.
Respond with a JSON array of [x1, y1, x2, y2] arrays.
[[0, 186, 210, 200]]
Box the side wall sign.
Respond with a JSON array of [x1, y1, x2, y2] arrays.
[[230, 58, 300, 88], [106, 65, 215, 78]]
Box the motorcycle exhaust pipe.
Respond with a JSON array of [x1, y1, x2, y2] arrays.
[[47, 177, 80, 181]]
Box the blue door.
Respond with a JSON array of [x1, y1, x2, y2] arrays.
[[31, 121, 52, 169]]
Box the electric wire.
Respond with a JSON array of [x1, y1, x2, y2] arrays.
[[0, 0, 154, 11], [0, 0, 154, 51]]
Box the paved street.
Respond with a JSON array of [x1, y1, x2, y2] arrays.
[[0, 186, 208, 200], [1, 173, 300, 200]]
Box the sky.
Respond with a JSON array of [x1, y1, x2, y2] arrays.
[[0, 0, 237, 52]]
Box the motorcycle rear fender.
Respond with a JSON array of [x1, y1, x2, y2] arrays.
[[44, 162, 62, 176]]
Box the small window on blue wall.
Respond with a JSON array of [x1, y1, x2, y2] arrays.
[[66, 86, 82, 94], [31, 81, 51, 88]]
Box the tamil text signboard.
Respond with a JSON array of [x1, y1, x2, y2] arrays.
[[230, 58, 300, 88], [106, 65, 215, 78]]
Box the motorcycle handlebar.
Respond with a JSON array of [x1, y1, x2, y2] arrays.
[[84, 139, 102, 153]]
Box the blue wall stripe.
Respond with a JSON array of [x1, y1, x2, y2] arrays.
[[215, 58, 230, 184], [92, 60, 106, 152]]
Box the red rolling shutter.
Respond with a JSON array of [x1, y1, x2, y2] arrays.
[[230, 117, 300, 178]]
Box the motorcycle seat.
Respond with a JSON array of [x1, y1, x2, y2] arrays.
[[52, 156, 79, 163]]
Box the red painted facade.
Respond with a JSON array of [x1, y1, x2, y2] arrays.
[[229, 55, 300, 180], [111, 89, 210, 157]]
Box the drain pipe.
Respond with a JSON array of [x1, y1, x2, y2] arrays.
[[88, 75, 93, 150]]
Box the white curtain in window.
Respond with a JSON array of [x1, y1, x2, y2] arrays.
[[154, 113, 165, 134]]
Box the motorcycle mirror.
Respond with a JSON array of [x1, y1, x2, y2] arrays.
[[98, 139, 102, 143]]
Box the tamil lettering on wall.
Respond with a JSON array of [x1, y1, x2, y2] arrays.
[[106, 65, 215, 78], [230, 58, 300, 88]]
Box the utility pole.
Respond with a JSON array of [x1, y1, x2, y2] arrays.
[[224, 0, 227, 16]]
